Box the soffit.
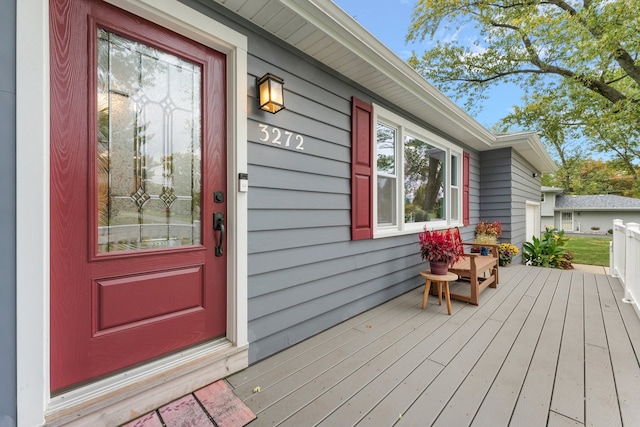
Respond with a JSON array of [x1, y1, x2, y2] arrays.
[[212, 0, 556, 171]]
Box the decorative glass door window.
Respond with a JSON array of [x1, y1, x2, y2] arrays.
[[97, 29, 202, 253]]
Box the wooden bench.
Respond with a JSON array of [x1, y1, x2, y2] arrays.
[[439, 228, 499, 306]]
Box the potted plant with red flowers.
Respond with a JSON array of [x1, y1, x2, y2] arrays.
[[418, 227, 464, 275]]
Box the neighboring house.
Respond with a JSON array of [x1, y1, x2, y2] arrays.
[[2, 0, 556, 425], [541, 186, 640, 234], [540, 186, 564, 231]]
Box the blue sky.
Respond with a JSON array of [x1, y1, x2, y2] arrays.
[[332, 0, 523, 129]]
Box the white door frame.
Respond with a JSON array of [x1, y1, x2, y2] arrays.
[[561, 211, 574, 232], [16, 1, 248, 424]]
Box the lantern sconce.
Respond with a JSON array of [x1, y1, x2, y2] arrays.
[[257, 73, 285, 114]]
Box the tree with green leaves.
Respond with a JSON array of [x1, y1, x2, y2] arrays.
[[407, 0, 640, 194]]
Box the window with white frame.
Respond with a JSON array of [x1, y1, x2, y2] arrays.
[[374, 105, 463, 236]]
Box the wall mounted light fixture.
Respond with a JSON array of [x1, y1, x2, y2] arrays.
[[257, 73, 285, 114]]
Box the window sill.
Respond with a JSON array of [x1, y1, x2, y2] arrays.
[[374, 221, 463, 239]]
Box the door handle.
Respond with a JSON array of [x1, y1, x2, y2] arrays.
[[213, 212, 225, 257]]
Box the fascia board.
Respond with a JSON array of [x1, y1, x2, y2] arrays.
[[277, 0, 495, 146]]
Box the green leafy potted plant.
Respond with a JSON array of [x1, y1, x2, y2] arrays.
[[418, 227, 464, 275], [523, 227, 573, 269]]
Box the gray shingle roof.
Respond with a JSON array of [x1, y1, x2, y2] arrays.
[[556, 194, 640, 210]]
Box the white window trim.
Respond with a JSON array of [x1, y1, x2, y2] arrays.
[[16, 0, 248, 425], [372, 104, 463, 238]]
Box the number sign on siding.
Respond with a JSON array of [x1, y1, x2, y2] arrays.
[[257, 123, 304, 151]]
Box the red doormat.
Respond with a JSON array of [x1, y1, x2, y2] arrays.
[[123, 380, 256, 427]]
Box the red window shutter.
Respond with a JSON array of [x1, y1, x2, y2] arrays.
[[351, 97, 373, 240], [463, 151, 470, 226]]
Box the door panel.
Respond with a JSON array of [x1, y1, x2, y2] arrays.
[[50, 0, 227, 391], [94, 266, 204, 333], [562, 212, 573, 231]]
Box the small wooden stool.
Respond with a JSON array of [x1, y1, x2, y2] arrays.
[[419, 271, 458, 315]]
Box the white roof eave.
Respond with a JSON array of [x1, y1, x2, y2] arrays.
[[214, 0, 556, 168], [494, 132, 558, 173]]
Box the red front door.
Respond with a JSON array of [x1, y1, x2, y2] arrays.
[[50, 0, 227, 392]]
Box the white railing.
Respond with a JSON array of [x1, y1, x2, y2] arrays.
[[612, 219, 640, 320]]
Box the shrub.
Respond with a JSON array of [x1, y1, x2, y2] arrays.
[[523, 227, 573, 269], [591, 226, 600, 231]]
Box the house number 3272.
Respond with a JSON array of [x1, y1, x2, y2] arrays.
[[258, 124, 304, 151]]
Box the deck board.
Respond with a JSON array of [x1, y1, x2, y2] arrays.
[[583, 273, 622, 426], [551, 271, 586, 424], [279, 300, 456, 425], [468, 268, 561, 427], [227, 289, 418, 390], [509, 269, 571, 426], [427, 266, 522, 365], [245, 292, 432, 421], [318, 268, 523, 426], [228, 265, 640, 427], [595, 274, 640, 426]]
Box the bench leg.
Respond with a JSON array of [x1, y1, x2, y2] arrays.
[[470, 277, 479, 305]]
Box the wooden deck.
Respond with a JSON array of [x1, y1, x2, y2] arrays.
[[227, 265, 640, 426]]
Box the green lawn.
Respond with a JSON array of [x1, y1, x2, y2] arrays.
[[564, 235, 611, 266]]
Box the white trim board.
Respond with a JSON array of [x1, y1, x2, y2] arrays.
[[16, 1, 248, 425]]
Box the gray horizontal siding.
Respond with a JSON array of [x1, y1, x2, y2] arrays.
[[249, 240, 420, 298], [511, 150, 542, 262], [248, 188, 350, 211], [248, 164, 350, 194], [0, 0, 16, 423], [479, 148, 512, 232], [248, 142, 350, 178], [468, 153, 481, 230], [248, 268, 421, 338], [189, 0, 485, 364], [248, 226, 350, 253], [244, 28, 429, 361], [477, 146, 541, 264], [248, 238, 418, 276], [248, 209, 350, 231]]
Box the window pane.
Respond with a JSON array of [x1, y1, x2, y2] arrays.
[[451, 154, 458, 186], [376, 123, 396, 174], [97, 29, 202, 253], [451, 188, 459, 221], [404, 135, 446, 223], [377, 176, 396, 225], [451, 154, 459, 221]]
